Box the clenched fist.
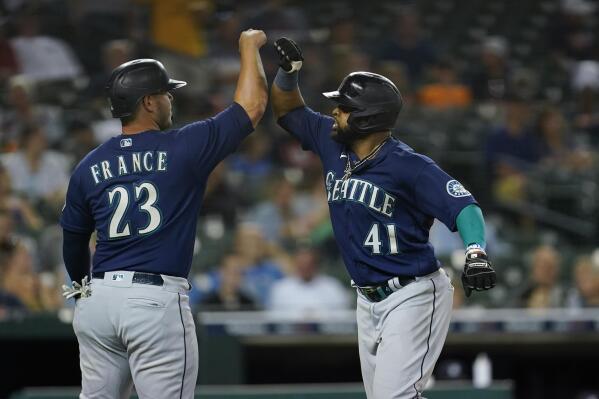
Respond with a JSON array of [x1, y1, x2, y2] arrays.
[[461, 246, 496, 298], [239, 29, 267, 49]]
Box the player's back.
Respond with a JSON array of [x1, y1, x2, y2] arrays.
[[61, 103, 253, 278]]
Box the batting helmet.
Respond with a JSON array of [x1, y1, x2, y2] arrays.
[[323, 72, 403, 134], [105, 59, 187, 118]]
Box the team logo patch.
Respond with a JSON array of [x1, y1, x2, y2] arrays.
[[120, 138, 132, 148], [446, 180, 471, 197]]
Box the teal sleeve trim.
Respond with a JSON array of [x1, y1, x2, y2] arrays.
[[456, 204, 486, 249]]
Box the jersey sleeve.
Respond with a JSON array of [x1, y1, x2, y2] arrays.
[[413, 163, 477, 232], [277, 106, 334, 157], [60, 172, 95, 234], [178, 102, 254, 178]]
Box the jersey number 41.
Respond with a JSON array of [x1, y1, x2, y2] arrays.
[[364, 223, 400, 255]]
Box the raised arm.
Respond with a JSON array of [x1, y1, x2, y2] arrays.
[[234, 29, 268, 128], [271, 37, 306, 119]]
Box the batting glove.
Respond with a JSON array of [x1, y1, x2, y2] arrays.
[[461, 245, 496, 298], [274, 37, 303, 73], [62, 275, 92, 300]]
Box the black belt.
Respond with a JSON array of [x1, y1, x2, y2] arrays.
[[92, 272, 164, 286], [358, 276, 416, 302]]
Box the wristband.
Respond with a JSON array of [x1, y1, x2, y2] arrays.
[[466, 243, 484, 252], [274, 67, 298, 91]]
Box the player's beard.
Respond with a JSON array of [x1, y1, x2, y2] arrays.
[[331, 124, 361, 145]]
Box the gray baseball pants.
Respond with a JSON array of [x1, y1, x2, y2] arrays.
[[357, 269, 453, 399], [72, 271, 198, 399]]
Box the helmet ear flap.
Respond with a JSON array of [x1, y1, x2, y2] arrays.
[[348, 110, 399, 135], [347, 112, 372, 135]]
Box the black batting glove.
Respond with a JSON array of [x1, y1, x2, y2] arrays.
[[274, 37, 304, 73], [461, 246, 496, 298]]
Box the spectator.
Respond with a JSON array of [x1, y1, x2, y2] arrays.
[[571, 60, 599, 93], [189, 224, 288, 307], [0, 125, 70, 217], [267, 247, 351, 314], [329, 16, 359, 55], [230, 223, 290, 306], [244, 0, 308, 35], [548, 0, 597, 62], [145, 0, 212, 57], [144, 0, 217, 100], [417, 59, 473, 110], [0, 239, 27, 318], [0, 208, 16, 245], [201, 254, 257, 311], [1, 238, 61, 312], [9, 14, 83, 82], [485, 97, 540, 203], [245, 175, 317, 245], [331, 50, 373, 90], [70, 0, 135, 74], [0, 76, 65, 148], [228, 133, 274, 189], [0, 166, 43, 234], [62, 121, 99, 166], [84, 39, 136, 103], [377, 7, 436, 85], [205, 11, 243, 102], [567, 255, 599, 308], [200, 162, 245, 229], [535, 105, 593, 171], [518, 245, 566, 308], [375, 61, 413, 107], [571, 61, 599, 138], [467, 36, 512, 101]]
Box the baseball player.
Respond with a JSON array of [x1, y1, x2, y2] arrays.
[[60, 29, 267, 399], [271, 38, 496, 399]]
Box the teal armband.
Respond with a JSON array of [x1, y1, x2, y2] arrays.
[[456, 204, 486, 249], [274, 68, 298, 92]]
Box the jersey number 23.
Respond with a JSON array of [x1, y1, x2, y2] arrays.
[[107, 182, 162, 239]]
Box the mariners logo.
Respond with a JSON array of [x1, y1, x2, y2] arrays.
[[446, 180, 471, 197]]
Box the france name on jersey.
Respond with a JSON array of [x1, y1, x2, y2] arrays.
[[60, 103, 253, 278], [279, 106, 477, 286]]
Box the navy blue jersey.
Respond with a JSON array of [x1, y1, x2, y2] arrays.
[[60, 103, 253, 278], [279, 106, 477, 285]]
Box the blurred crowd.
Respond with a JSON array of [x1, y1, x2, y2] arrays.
[[1, 0, 599, 319]]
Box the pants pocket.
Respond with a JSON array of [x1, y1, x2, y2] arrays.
[[127, 297, 166, 308]]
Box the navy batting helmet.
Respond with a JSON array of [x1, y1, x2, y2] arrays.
[[105, 59, 187, 118], [323, 72, 403, 134]]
